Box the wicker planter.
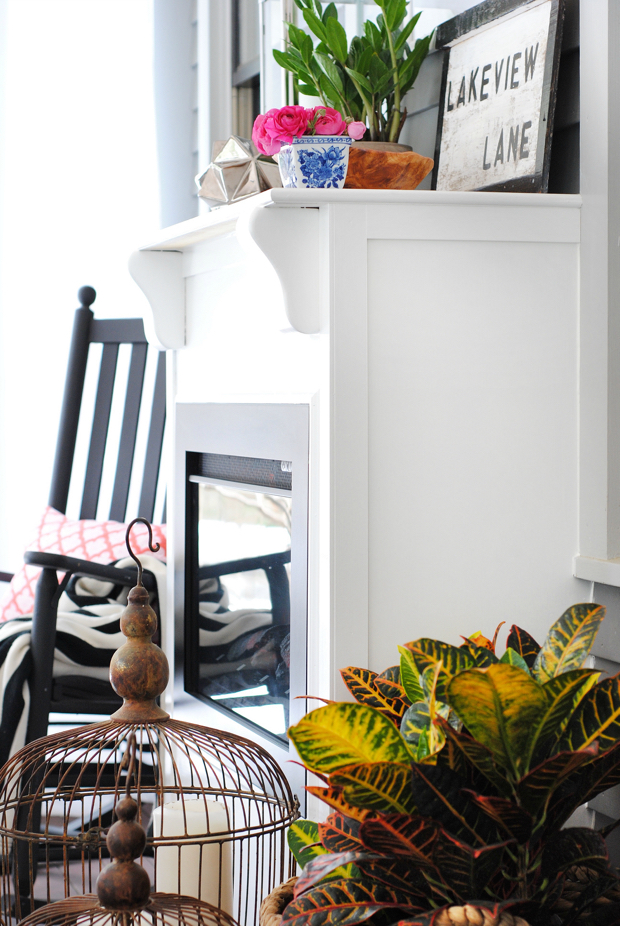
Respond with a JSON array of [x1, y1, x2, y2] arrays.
[[259, 877, 298, 926], [344, 141, 433, 190], [258, 880, 530, 926]]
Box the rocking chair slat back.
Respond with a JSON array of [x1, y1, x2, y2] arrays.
[[48, 286, 166, 525]]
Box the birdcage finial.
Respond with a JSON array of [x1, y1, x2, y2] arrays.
[[108, 518, 169, 722], [97, 733, 151, 912], [125, 517, 161, 588]]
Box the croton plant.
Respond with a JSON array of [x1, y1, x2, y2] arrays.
[[284, 605, 620, 926]]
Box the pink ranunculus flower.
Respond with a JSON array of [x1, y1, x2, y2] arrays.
[[347, 121, 366, 140], [268, 105, 310, 144], [311, 106, 347, 136], [252, 111, 282, 156]]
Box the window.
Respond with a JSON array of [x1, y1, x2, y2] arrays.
[[232, 0, 261, 138]]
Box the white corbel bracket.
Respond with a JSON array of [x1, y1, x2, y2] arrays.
[[239, 203, 320, 334], [128, 249, 185, 349]]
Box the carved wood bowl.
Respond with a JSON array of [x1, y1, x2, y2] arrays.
[[344, 142, 434, 190]]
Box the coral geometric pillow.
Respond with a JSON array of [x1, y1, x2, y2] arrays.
[[0, 507, 167, 622]]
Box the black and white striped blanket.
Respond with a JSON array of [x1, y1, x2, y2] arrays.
[[0, 555, 167, 767]]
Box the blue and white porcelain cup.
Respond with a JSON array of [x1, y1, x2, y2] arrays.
[[278, 135, 352, 189]]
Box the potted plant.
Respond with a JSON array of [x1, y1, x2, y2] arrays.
[[269, 0, 435, 189], [252, 104, 364, 189], [263, 604, 620, 926]]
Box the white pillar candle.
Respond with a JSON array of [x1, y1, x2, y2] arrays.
[[151, 798, 233, 914]]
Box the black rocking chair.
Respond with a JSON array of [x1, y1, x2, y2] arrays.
[[17, 286, 167, 746]]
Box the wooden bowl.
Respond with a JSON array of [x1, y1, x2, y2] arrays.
[[344, 145, 434, 190]]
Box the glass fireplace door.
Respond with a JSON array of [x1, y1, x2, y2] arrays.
[[185, 453, 296, 744]]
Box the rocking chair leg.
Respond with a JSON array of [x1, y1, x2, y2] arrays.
[[14, 567, 59, 909]]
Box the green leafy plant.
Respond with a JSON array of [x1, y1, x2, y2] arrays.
[[284, 604, 620, 926], [274, 0, 433, 143]]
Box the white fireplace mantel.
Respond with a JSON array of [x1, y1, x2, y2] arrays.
[[129, 188, 606, 710], [129, 187, 608, 810]]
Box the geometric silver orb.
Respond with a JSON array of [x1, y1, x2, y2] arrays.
[[196, 135, 282, 207]]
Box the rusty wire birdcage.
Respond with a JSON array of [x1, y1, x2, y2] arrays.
[[16, 733, 243, 926], [0, 520, 298, 926]]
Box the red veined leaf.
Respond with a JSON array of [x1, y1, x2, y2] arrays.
[[280, 878, 423, 926], [411, 763, 496, 846], [506, 624, 541, 668], [516, 746, 597, 814], [541, 827, 609, 877], [570, 739, 620, 807], [464, 793, 533, 841], [319, 813, 364, 853], [376, 665, 401, 684], [294, 851, 377, 897], [461, 631, 494, 651], [305, 786, 374, 822], [436, 720, 510, 796], [354, 856, 429, 896], [432, 830, 512, 902], [359, 814, 437, 865]]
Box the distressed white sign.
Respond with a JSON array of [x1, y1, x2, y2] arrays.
[[436, 0, 554, 191]]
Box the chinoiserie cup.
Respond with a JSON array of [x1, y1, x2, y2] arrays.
[[278, 135, 352, 189]]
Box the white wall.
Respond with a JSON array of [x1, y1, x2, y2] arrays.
[[0, 0, 160, 578]]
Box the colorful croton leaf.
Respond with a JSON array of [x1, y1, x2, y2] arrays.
[[285, 603, 620, 926]]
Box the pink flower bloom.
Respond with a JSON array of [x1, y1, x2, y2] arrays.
[[347, 121, 366, 140], [252, 111, 282, 156], [310, 106, 347, 136], [269, 105, 310, 143]]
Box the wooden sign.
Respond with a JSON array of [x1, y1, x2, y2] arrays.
[[433, 0, 563, 192]]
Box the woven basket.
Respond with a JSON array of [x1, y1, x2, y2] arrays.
[[259, 877, 298, 926], [258, 881, 529, 926]]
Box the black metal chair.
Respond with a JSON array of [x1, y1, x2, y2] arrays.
[[17, 286, 167, 746]]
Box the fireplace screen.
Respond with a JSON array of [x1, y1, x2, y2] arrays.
[[185, 452, 294, 743]]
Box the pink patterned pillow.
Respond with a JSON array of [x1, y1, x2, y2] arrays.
[[0, 507, 167, 621]]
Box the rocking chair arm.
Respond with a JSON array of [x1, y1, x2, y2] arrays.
[[23, 551, 157, 592]]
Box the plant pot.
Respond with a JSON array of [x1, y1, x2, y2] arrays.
[[344, 141, 434, 190], [259, 876, 298, 926], [353, 141, 413, 152], [258, 883, 531, 926], [278, 136, 352, 189]]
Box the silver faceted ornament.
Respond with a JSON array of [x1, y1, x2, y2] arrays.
[[196, 136, 281, 207]]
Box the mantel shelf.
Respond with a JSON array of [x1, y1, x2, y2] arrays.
[[129, 189, 582, 345]]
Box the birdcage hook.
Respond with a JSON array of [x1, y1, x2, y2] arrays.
[[125, 518, 160, 587]]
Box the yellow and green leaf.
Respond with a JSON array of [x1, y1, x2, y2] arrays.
[[404, 639, 475, 701], [499, 647, 530, 674], [330, 762, 416, 814], [398, 646, 424, 703], [559, 673, 620, 753], [288, 820, 327, 869], [289, 703, 410, 774], [524, 669, 600, 766], [446, 663, 547, 777], [532, 603, 605, 683]]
